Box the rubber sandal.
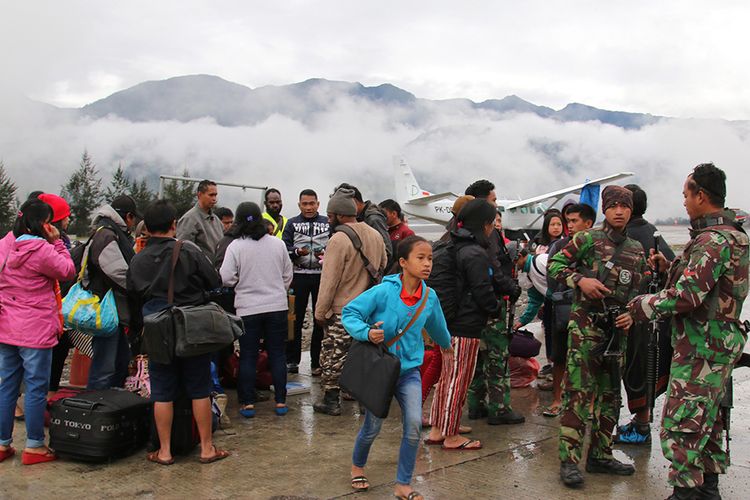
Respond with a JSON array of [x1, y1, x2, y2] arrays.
[[0, 446, 16, 462], [275, 405, 289, 416], [441, 439, 482, 451], [351, 475, 369, 491], [239, 405, 256, 418], [395, 491, 423, 500], [423, 438, 444, 445], [21, 448, 57, 465], [146, 450, 174, 466], [542, 406, 562, 418], [458, 425, 472, 434], [199, 445, 230, 464]]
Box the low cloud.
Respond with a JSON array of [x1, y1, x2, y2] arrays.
[[1, 93, 749, 221]]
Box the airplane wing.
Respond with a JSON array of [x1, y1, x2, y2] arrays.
[[405, 191, 459, 205], [505, 172, 633, 209]]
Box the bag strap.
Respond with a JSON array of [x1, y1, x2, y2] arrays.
[[167, 240, 184, 304], [385, 287, 430, 348], [596, 239, 628, 284], [77, 226, 105, 283], [336, 224, 381, 283]]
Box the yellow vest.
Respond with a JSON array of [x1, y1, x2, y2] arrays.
[[263, 212, 288, 238]]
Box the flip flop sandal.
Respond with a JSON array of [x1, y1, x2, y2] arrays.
[[423, 438, 445, 445], [0, 447, 16, 462], [146, 450, 175, 466], [351, 475, 369, 491], [395, 491, 424, 500], [458, 425, 472, 434], [199, 445, 230, 464], [441, 439, 482, 451], [21, 448, 57, 465], [542, 406, 562, 417]]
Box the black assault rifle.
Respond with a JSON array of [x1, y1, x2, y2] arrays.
[[603, 305, 626, 412], [645, 232, 661, 423]]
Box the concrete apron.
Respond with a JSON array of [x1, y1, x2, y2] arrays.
[[3, 323, 750, 499]]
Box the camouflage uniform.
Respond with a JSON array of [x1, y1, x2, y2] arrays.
[[629, 210, 749, 488], [548, 222, 649, 464], [467, 301, 512, 416], [320, 315, 351, 391]]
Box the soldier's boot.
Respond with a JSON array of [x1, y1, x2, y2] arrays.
[[313, 389, 341, 416], [667, 486, 700, 500], [695, 473, 721, 500], [560, 462, 584, 488], [585, 456, 635, 476], [487, 409, 525, 425]]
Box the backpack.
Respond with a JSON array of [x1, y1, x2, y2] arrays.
[[426, 240, 460, 322], [335, 224, 384, 288]]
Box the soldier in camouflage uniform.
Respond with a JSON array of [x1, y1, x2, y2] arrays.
[[548, 185, 649, 487], [629, 163, 748, 500]]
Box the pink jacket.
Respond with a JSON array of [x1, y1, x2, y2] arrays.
[[0, 232, 76, 349]]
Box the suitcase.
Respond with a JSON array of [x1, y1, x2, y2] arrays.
[[49, 389, 152, 462], [147, 395, 220, 456]]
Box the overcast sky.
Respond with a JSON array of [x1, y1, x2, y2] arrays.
[[3, 0, 750, 119]]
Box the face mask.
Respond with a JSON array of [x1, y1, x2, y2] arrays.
[[518, 272, 533, 290]]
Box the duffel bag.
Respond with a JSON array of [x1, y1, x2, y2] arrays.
[[173, 302, 244, 358], [509, 328, 542, 358]]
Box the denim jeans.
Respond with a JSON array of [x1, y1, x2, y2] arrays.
[[0, 343, 53, 449], [88, 327, 131, 390], [239, 310, 288, 405], [352, 368, 422, 485]]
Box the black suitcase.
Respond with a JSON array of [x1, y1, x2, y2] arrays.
[[49, 389, 152, 462], [147, 396, 200, 456]]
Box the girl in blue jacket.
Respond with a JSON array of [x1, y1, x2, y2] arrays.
[[342, 235, 452, 500]]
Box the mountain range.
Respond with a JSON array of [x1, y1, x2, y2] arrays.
[[51, 74, 664, 130]]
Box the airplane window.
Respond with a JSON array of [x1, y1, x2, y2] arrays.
[[498, 206, 505, 212], [509, 208, 516, 214], [520, 207, 528, 214], [536, 206, 544, 214]]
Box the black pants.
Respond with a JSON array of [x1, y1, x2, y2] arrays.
[[49, 331, 73, 392], [286, 273, 324, 368]]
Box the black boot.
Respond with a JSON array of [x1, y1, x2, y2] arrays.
[[560, 462, 584, 488], [487, 409, 525, 425], [313, 389, 341, 416], [585, 456, 635, 475], [668, 486, 699, 500], [695, 473, 721, 500]]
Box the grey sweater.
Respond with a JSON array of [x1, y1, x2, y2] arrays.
[[219, 234, 293, 316]]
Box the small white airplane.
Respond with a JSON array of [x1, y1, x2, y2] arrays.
[[393, 157, 633, 236]]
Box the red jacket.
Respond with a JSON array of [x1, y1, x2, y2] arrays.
[[388, 222, 415, 242]]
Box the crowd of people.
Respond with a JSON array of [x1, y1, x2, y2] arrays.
[[0, 163, 746, 500]]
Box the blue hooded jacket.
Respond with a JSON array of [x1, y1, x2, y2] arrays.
[[342, 274, 452, 374]]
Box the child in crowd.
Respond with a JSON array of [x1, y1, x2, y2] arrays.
[[342, 235, 452, 500]]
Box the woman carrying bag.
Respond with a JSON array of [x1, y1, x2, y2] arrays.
[[342, 235, 452, 500]]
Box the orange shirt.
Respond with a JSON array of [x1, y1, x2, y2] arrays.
[[399, 281, 423, 306]]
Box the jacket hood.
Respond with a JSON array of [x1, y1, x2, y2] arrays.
[[381, 273, 425, 296], [92, 204, 127, 229], [4, 234, 48, 270]]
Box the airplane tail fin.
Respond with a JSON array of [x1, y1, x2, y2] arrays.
[[393, 156, 426, 204]]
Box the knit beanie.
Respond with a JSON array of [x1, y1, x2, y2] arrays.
[[601, 185, 633, 214], [38, 193, 71, 223], [327, 188, 357, 216]]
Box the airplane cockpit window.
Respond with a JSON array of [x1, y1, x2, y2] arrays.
[[536, 206, 544, 214], [498, 206, 505, 212]]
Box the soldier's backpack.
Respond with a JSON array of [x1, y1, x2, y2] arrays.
[[426, 240, 460, 322]]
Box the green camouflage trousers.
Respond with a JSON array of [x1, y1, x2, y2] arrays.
[[320, 315, 351, 391], [559, 319, 624, 464], [467, 302, 512, 417], [661, 353, 734, 488]]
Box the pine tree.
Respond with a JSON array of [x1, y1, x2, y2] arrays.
[[130, 178, 155, 214], [62, 149, 103, 236], [104, 163, 132, 202], [0, 161, 18, 234], [162, 169, 196, 217]]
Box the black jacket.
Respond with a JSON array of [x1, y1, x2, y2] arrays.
[[488, 229, 518, 296], [359, 201, 393, 262], [625, 217, 675, 261], [449, 228, 500, 337], [127, 237, 221, 307]]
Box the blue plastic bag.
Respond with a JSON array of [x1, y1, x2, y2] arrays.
[[61, 237, 119, 337], [62, 283, 119, 336]]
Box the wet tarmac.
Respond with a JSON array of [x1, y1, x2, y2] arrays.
[[3, 322, 750, 499]]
